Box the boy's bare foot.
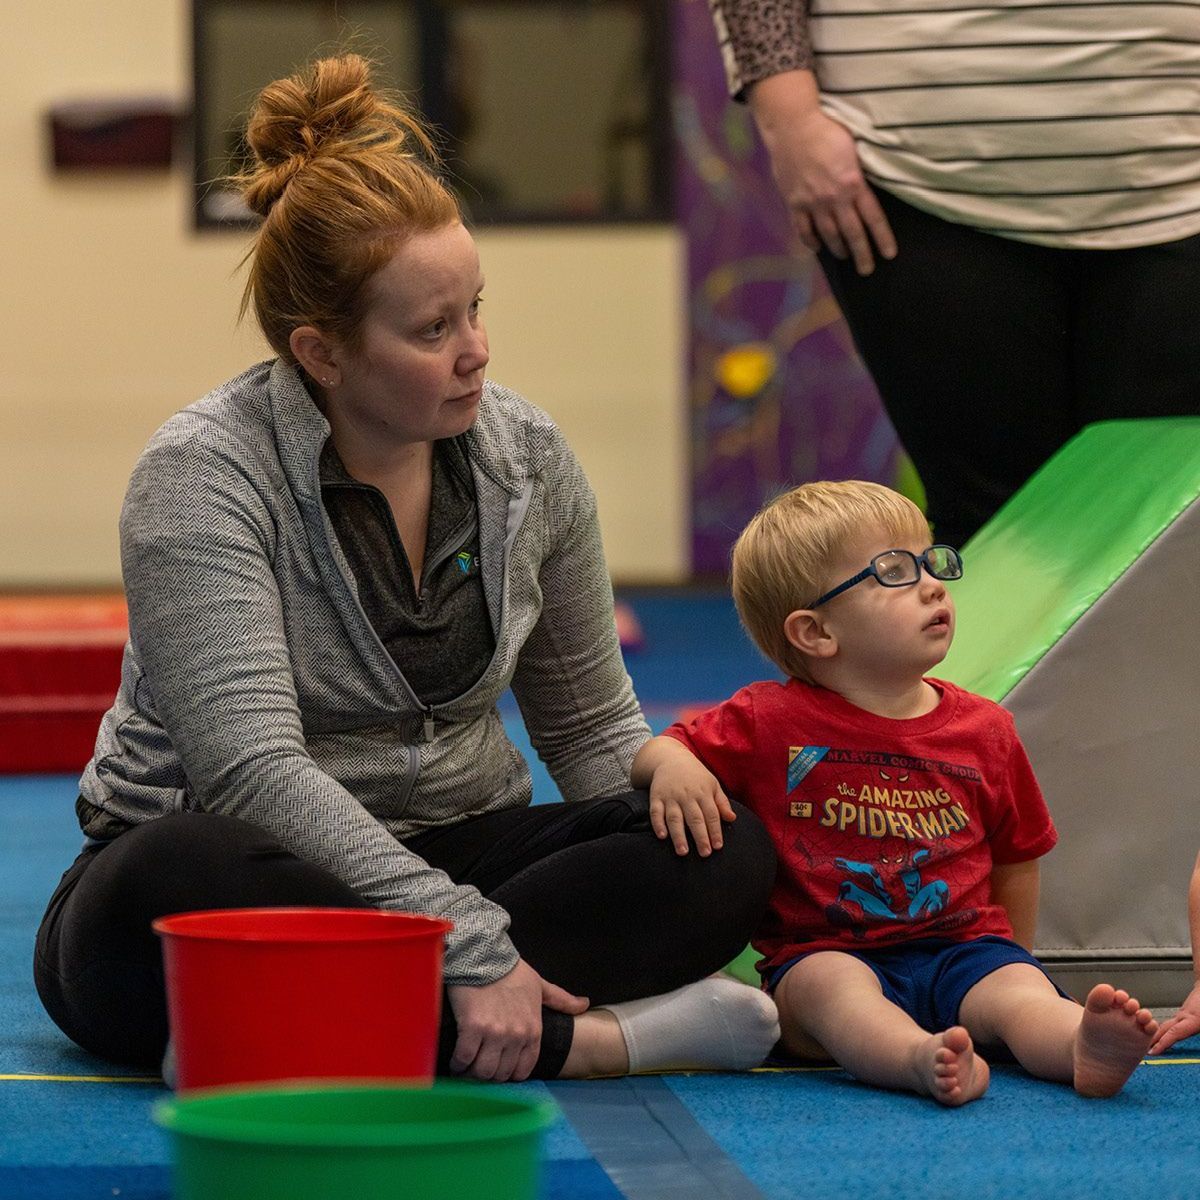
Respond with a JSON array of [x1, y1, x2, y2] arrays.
[[1073, 984, 1157, 1098], [915, 1026, 989, 1106]]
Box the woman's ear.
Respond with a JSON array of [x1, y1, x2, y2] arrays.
[[784, 608, 838, 660], [289, 326, 341, 389]]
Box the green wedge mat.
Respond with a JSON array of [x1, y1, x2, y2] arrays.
[[938, 417, 1200, 701]]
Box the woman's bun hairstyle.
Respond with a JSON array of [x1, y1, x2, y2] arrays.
[[233, 53, 460, 362], [235, 53, 434, 218]]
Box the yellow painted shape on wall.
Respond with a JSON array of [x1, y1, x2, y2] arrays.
[[715, 342, 777, 399]]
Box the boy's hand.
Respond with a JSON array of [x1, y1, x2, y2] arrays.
[[648, 754, 736, 857], [1148, 983, 1200, 1055]]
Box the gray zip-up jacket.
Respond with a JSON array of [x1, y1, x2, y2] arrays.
[[78, 359, 651, 986]]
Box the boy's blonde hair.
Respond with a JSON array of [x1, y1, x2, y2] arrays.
[[731, 481, 930, 677]]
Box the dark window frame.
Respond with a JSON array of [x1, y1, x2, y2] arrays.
[[191, 0, 674, 230]]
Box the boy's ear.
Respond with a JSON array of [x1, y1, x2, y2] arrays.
[[783, 608, 837, 660]]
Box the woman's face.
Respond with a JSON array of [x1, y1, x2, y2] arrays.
[[330, 221, 489, 449]]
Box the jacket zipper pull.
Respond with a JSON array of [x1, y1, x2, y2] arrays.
[[423, 713, 436, 743]]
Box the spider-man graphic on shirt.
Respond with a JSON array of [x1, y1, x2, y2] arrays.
[[663, 676, 1057, 979]]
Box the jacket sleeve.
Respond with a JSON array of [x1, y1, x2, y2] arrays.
[[508, 428, 651, 802], [710, 0, 814, 100], [119, 417, 519, 987]]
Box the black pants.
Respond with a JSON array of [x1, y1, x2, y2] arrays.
[[34, 793, 775, 1079], [820, 189, 1200, 548]]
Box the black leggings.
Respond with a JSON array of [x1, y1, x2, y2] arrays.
[[34, 793, 775, 1079], [820, 188, 1200, 548]]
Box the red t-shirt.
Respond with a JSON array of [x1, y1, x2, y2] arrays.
[[664, 678, 1057, 977]]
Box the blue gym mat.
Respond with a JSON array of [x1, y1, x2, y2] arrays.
[[3, 592, 1197, 1199]]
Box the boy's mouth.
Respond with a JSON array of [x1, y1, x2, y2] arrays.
[[924, 609, 951, 631]]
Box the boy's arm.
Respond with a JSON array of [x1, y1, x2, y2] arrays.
[[990, 859, 1040, 949], [631, 735, 736, 859], [1150, 850, 1200, 1054], [985, 718, 1057, 951]]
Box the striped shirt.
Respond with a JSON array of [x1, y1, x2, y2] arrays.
[[711, 0, 1200, 248]]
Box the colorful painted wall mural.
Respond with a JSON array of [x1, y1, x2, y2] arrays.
[[673, 0, 914, 576]]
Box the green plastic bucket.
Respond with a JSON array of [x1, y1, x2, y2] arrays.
[[154, 1081, 557, 1200]]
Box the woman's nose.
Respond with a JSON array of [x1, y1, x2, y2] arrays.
[[460, 326, 489, 373]]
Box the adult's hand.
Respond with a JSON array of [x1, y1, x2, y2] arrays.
[[447, 958, 589, 1082], [750, 70, 897, 276], [1148, 984, 1200, 1055]]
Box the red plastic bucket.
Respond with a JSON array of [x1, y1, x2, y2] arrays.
[[153, 908, 453, 1093]]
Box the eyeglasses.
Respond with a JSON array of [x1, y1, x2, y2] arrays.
[[812, 545, 963, 607]]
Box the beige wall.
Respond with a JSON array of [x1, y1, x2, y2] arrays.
[[1, 2, 687, 588]]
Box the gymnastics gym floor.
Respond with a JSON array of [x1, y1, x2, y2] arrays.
[[2, 591, 1197, 1199]]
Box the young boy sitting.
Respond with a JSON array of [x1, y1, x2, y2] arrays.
[[632, 481, 1157, 1105]]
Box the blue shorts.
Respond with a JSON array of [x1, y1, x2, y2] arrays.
[[768, 936, 1068, 1032]]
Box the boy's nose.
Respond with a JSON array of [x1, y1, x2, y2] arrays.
[[919, 573, 947, 600]]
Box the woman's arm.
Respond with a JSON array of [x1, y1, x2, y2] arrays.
[[508, 429, 650, 801], [120, 419, 517, 988], [990, 858, 1040, 949], [711, 0, 896, 274], [710, 0, 813, 100]]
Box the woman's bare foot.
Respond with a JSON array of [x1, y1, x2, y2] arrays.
[[1073, 984, 1157, 1098], [913, 1026, 989, 1106]]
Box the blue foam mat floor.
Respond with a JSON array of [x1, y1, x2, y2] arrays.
[[7, 771, 1200, 1200], [4, 594, 1199, 1198]]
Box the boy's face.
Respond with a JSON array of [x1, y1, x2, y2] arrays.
[[816, 527, 956, 682]]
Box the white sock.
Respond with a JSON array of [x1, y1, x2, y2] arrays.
[[602, 977, 780, 1074]]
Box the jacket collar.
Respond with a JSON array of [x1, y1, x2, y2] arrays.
[[266, 359, 527, 502], [267, 359, 331, 508]]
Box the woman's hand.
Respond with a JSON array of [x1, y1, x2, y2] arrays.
[[750, 70, 897, 276], [447, 958, 589, 1081], [1148, 983, 1200, 1055]]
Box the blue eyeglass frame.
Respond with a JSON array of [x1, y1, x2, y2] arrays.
[[812, 544, 963, 607]]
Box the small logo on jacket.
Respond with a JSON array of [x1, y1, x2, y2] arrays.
[[456, 551, 476, 574]]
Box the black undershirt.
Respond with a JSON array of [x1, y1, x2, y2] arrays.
[[320, 438, 494, 707]]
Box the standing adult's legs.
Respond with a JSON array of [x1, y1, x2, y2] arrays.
[[1072, 228, 1200, 423], [820, 190, 1076, 548]]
